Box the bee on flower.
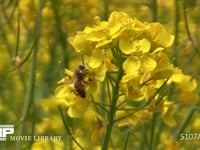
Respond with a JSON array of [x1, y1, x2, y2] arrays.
[[72, 65, 90, 98], [55, 64, 98, 117]]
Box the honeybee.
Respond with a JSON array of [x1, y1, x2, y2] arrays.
[[72, 65, 89, 98]]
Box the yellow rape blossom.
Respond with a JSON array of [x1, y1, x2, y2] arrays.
[[161, 101, 176, 127], [150, 52, 174, 80], [68, 32, 93, 56], [169, 69, 199, 104], [170, 69, 197, 92], [121, 38, 158, 80], [116, 108, 152, 127], [122, 54, 157, 81], [120, 76, 144, 101], [55, 84, 90, 118], [68, 11, 133, 55], [146, 23, 174, 48], [91, 116, 106, 143], [119, 38, 151, 55]]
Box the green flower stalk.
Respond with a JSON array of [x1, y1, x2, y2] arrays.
[[102, 47, 124, 150]]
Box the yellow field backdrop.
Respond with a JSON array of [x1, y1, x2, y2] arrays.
[[0, 0, 200, 149]]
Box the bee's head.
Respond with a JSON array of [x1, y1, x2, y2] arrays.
[[75, 64, 94, 83], [78, 65, 89, 74], [78, 65, 86, 71], [74, 65, 89, 80]]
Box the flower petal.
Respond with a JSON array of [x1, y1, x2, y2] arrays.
[[95, 64, 107, 82], [55, 85, 70, 98], [147, 23, 174, 47], [89, 49, 104, 68], [132, 38, 151, 53], [68, 32, 93, 55], [123, 55, 140, 75], [162, 102, 176, 127], [119, 34, 134, 54], [68, 98, 89, 118], [140, 55, 157, 72]]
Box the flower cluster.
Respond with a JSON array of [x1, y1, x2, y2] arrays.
[[55, 11, 199, 128]]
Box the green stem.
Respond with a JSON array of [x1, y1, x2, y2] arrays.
[[50, 0, 69, 67], [16, 0, 44, 149], [58, 105, 84, 150], [27, 101, 36, 149], [149, 113, 157, 150], [153, 117, 163, 149], [151, 0, 157, 21], [140, 124, 149, 150], [173, 105, 196, 140], [103, 0, 109, 20], [182, 0, 200, 57], [15, 4, 20, 57], [123, 131, 130, 150], [173, 0, 179, 65], [102, 53, 123, 150]]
